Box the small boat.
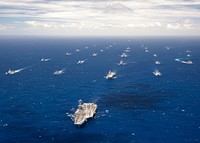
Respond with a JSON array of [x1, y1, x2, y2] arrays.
[[77, 60, 85, 64], [166, 46, 170, 50], [155, 61, 161, 65], [73, 99, 97, 126], [105, 70, 116, 79], [53, 70, 64, 75], [153, 70, 162, 76], [144, 47, 149, 52], [175, 58, 181, 62], [66, 52, 72, 56], [41, 58, 51, 62], [76, 49, 80, 52], [153, 54, 157, 57]]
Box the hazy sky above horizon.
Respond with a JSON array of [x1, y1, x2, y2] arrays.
[[0, 0, 200, 36]]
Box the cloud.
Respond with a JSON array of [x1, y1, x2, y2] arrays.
[[127, 22, 162, 28], [166, 20, 196, 30], [156, 4, 200, 10], [0, 24, 14, 30], [167, 23, 181, 30], [0, 0, 200, 35], [24, 21, 53, 28]]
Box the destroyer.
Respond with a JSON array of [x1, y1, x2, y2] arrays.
[[155, 61, 161, 65], [6, 69, 19, 75], [118, 60, 126, 66], [182, 60, 193, 64], [120, 53, 128, 58], [77, 60, 85, 64], [73, 99, 97, 126], [92, 53, 98, 57], [105, 70, 116, 79], [5, 68, 26, 75], [175, 58, 193, 64], [41, 58, 51, 62], [53, 70, 64, 75], [153, 70, 162, 76]]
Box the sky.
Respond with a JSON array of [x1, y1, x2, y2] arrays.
[[0, 0, 200, 36]]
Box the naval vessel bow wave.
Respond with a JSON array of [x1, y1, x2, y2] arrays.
[[5, 67, 30, 75]]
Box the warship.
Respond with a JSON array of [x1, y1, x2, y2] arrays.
[[118, 60, 126, 66], [53, 70, 64, 75], [105, 70, 116, 79], [5, 68, 23, 75], [155, 61, 161, 65], [73, 99, 97, 126], [153, 70, 162, 76], [77, 60, 85, 64], [41, 58, 51, 62]]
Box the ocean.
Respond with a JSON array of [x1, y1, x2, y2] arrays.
[[0, 36, 200, 143]]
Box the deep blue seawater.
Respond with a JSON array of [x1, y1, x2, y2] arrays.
[[0, 36, 200, 143]]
